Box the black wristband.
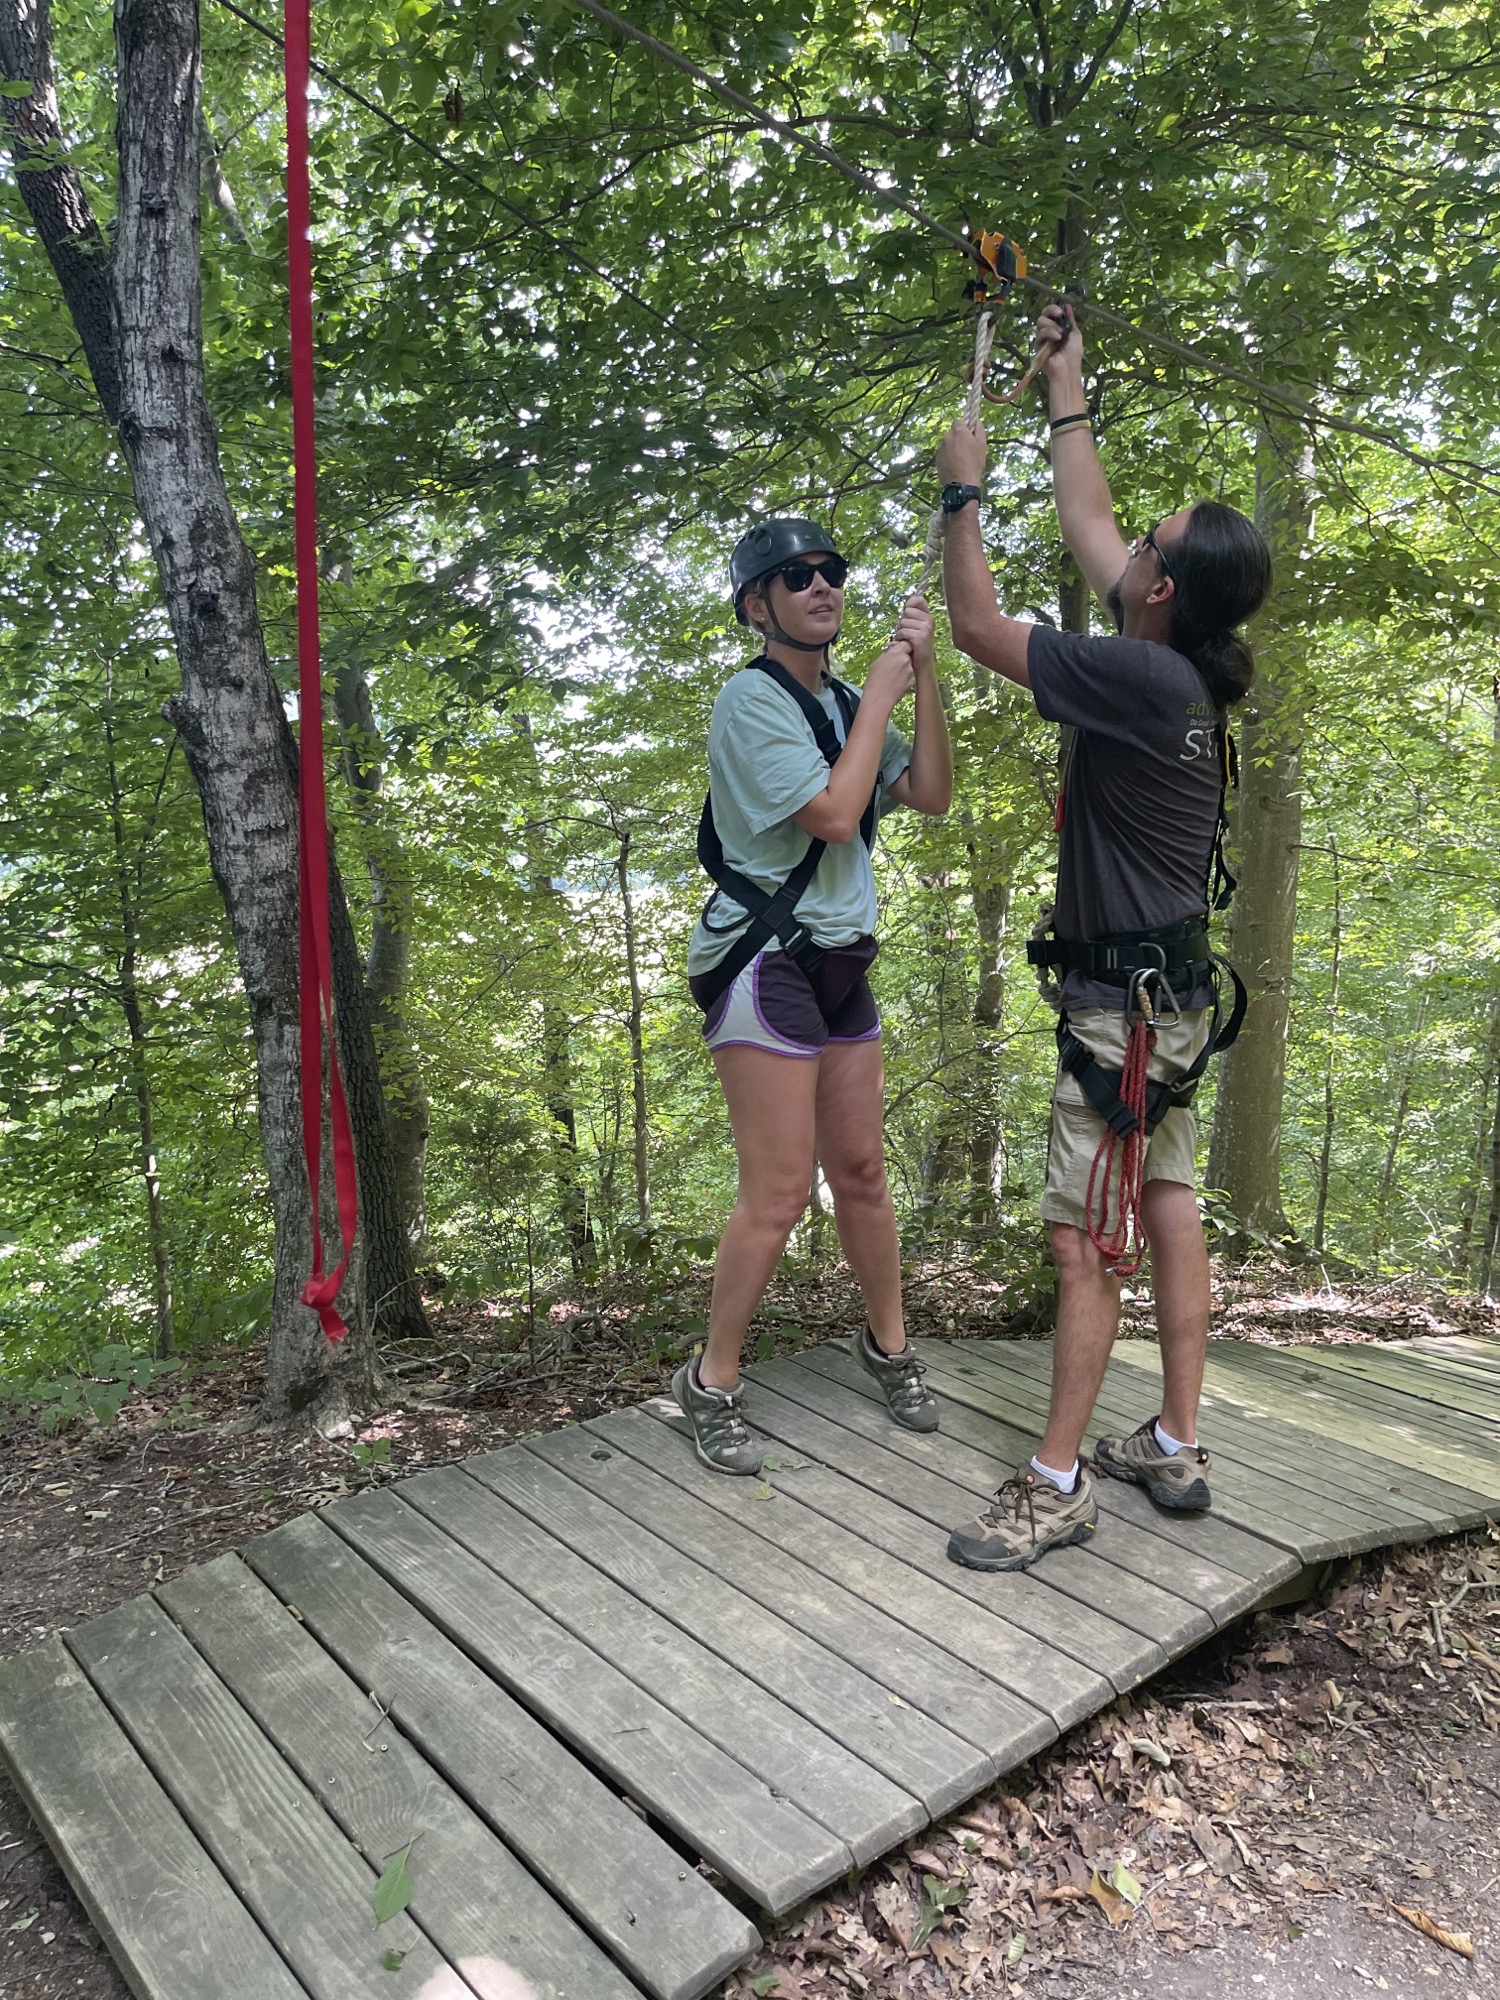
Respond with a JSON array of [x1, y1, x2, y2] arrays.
[[1049, 412, 1092, 434]]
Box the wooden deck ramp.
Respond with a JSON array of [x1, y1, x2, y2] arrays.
[[2, 1335, 1496, 2000]]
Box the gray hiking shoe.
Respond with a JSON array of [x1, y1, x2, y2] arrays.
[[947, 1462, 1098, 1572], [853, 1323, 939, 1433], [670, 1358, 763, 1476], [1094, 1417, 1212, 1511]]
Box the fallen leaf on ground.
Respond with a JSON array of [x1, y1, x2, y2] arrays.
[[1086, 1870, 1135, 1927], [1389, 1904, 1474, 1958]]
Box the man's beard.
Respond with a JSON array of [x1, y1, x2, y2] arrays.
[[1105, 580, 1125, 634]]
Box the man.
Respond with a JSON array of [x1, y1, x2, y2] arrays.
[[933, 301, 1272, 1572]]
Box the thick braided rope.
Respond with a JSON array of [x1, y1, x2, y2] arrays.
[[913, 311, 996, 599]]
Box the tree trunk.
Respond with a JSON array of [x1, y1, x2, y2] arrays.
[[1206, 426, 1314, 1239], [1312, 841, 1341, 1256], [1372, 992, 1427, 1262], [1481, 1050, 1500, 1298], [333, 659, 431, 1262], [0, 2, 120, 420], [543, 995, 596, 1276], [328, 847, 428, 1340], [2, 0, 407, 1423], [614, 823, 651, 1224], [1456, 994, 1500, 1275], [103, 698, 176, 1359]]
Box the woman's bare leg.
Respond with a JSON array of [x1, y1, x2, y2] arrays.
[[701, 1045, 820, 1389], [816, 1037, 905, 1351]]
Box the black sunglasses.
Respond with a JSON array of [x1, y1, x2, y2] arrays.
[[770, 556, 849, 594], [1140, 523, 1176, 583]]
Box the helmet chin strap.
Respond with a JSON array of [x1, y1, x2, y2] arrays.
[[753, 580, 840, 658]]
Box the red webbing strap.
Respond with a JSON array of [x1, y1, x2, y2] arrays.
[[1084, 1016, 1153, 1279], [285, 0, 357, 1340]]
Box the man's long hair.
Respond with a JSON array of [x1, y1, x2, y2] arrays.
[[1168, 501, 1273, 709]]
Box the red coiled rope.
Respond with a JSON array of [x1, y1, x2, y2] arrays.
[[284, 0, 357, 1340], [1084, 1016, 1154, 1278]]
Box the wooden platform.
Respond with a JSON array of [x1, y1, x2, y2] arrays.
[[2, 1335, 1496, 2000]]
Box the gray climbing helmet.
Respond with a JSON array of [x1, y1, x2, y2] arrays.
[[730, 517, 843, 625]]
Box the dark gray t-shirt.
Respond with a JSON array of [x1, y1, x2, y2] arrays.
[[1028, 625, 1222, 1010]]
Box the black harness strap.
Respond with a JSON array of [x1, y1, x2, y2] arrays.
[[1039, 690, 1247, 1139], [1057, 960, 1247, 1140], [694, 659, 877, 1012]]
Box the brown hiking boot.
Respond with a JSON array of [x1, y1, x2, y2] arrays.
[[947, 1462, 1098, 1573], [1094, 1417, 1211, 1511]]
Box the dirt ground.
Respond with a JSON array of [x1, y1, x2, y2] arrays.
[[1, 1267, 1496, 2000]]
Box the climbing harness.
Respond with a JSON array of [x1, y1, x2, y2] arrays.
[[284, 0, 358, 1339], [1028, 721, 1247, 1275], [693, 660, 877, 1015]]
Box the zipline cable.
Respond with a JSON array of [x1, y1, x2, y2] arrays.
[[284, 0, 357, 1340], [564, 0, 1500, 502]]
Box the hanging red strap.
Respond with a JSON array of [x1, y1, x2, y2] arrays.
[[1084, 1015, 1154, 1279], [285, 0, 357, 1341]]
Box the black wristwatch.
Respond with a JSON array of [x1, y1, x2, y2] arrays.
[[940, 482, 983, 514]]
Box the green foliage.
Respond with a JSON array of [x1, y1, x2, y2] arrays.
[[2, 0, 1498, 1386], [914, 1871, 969, 1946], [370, 1840, 416, 1926], [0, 1342, 180, 1432]]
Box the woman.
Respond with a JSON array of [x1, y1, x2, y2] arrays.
[[677, 517, 954, 1473]]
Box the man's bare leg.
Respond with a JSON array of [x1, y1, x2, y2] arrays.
[[1037, 1223, 1121, 1471], [1140, 1178, 1210, 1442]]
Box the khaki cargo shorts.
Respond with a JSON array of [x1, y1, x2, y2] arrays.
[[1041, 1005, 1211, 1231]]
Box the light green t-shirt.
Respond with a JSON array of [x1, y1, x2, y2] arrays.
[[687, 665, 912, 976]]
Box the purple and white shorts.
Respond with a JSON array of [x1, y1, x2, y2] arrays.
[[689, 937, 881, 1058]]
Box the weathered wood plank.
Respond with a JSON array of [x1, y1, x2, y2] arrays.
[[67, 1598, 448, 2000], [159, 1554, 643, 2000], [0, 1638, 308, 2000], [1108, 1344, 1500, 1524], [1206, 1340, 1497, 1446], [1195, 1345, 1500, 1495], [802, 1347, 1291, 1626], [940, 1343, 1402, 1559], [758, 1353, 1215, 1652], [639, 1389, 1167, 1695], [1406, 1336, 1500, 1378], [908, 1344, 1300, 1597], [585, 1406, 1102, 1733], [936, 1342, 1464, 1536], [512, 1425, 1051, 1787], [400, 1460, 936, 1852], [1297, 1344, 1500, 1417], [1261, 1343, 1500, 1427], [244, 1512, 757, 2000], [322, 1485, 846, 1915], [1220, 1341, 1496, 1431]]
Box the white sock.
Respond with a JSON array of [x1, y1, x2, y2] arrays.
[[1031, 1454, 1079, 1495], [1154, 1419, 1195, 1455]]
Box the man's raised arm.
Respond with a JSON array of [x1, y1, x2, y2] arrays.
[[1037, 302, 1130, 611]]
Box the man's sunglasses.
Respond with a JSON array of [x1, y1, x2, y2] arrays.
[[769, 556, 849, 594], [1138, 524, 1176, 583]]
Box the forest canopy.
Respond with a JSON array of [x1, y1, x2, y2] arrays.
[[1, 0, 1497, 1410]]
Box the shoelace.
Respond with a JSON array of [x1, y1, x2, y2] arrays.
[[983, 1472, 1038, 1533], [708, 1387, 750, 1442]]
